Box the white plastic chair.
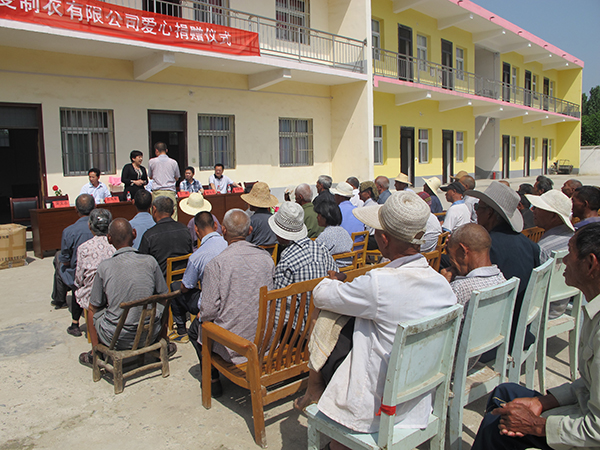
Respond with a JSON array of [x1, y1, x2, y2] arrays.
[[448, 277, 520, 450], [305, 304, 463, 450], [537, 249, 584, 393], [508, 259, 553, 388]]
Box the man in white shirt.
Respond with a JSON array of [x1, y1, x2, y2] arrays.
[[441, 181, 471, 233], [208, 163, 240, 194], [346, 176, 363, 208], [80, 168, 110, 204]]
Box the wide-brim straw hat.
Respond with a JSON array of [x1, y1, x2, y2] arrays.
[[330, 181, 354, 197], [359, 180, 379, 200], [180, 192, 212, 215], [451, 170, 469, 181], [241, 181, 278, 208], [394, 173, 412, 186], [424, 177, 442, 193], [353, 191, 429, 245], [526, 190, 575, 232], [465, 181, 524, 233], [268, 201, 307, 241]]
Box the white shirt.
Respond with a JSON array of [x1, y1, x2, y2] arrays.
[[80, 181, 110, 203], [313, 255, 457, 433], [463, 195, 479, 223], [421, 213, 442, 253], [350, 189, 364, 208], [442, 200, 471, 232], [209, 174, 234, 194]]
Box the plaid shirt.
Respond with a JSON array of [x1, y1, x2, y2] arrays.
[[180, 178, 202, 193]]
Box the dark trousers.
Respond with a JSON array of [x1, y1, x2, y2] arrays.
[[71, 293, 82, 322], [51, 253, 70, 305], [320, 317, 355, 386], [188, 318, 219, 380], [170, 281, 201, 329], [471, 383, 551, 450]]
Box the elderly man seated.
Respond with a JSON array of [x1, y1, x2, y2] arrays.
[[471, 223, 600, 450], [295, 192, 456, 447], [573, 186, 600, 229]]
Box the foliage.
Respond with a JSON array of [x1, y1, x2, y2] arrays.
[[581, 86, 600, 145]]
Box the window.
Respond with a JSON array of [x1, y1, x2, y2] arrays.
[[417, 35, 427, 72], [548, 139, 553, 160], [374, 125, 383, 165], [60, 108, 115, 176], [510, 136, 517, 161], [455, 131, 464, 162], [549, 81, 555, 98], [198, 114, 235, 170], [455, 47, 464, 81], [511, 67, 518, 97], [279, 118, 313, 166], [194, 0, 228, 25], [372, 19, 381, 60], [143, 0, 181, 17], [418, 129, 429, 163], [276, 0, 309, 44], [531, 138, 537, 160]]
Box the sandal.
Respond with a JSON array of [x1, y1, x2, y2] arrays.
[[79, 350, 94, 368]]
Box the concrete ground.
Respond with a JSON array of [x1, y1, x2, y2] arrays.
[[0, 173, 597, 450]]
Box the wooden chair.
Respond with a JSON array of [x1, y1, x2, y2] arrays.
[[522, 226, 545, 243], [10, 196, 38, 230], [436, 231, 451, 254], [422, 248, 442, 272], [508, 259, 553, 388], [448, 277, 520, 450], [43, 195, 69, 208], [259, 243, 278, 265], [166, 253, 192, 332], [365, 249, 383, 264], [351, 231, 369, 267], [434, 211, 446, 222], [332, 250, 359, 273], [537, 250, 584, 393], [93, 290, 179, 394], [306, 304, 463, 450]]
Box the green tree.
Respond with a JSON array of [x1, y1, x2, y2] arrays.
[[581, 86, 600, 146]]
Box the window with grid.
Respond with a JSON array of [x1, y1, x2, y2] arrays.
[[455, 131, 464, 162], [60, 108, 116, 176], [456, 47, 464, 81], [276, 0, 309, 44], [198, 114, 235, 170], [194, 0, 228, 25], [374, 125, 383, 165], [279, 118, 313, 167], [531, 138, 537, 160], [511, 67, 518, 97], [372, 19, 381, 60], [417, 35, 427, 72], [511, 136, 517, 161], [418, 129, 429, 163]]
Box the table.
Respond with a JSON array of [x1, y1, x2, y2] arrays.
[[177, 192, 247, 226]]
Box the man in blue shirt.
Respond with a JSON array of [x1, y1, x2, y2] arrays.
[[79, 168, 110, 204], [179, 166, 203, 193], [331, 181, 365, 238], [129, 190, 155, 249]]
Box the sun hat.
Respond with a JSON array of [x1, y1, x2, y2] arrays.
[[268, 201, 307, 241], [359, 180, 379, 201], [424, 177, 442, 193], [241, 181, 278, 208], [353, 191, 429, 245], [526, 190, 575, 232], [465, 181, 523, 233], [440, 181, 466, 195], [179, 192, 212, 216], [394, 173, 413, 186], [451, 170, 469, 181], [330, 181, 354, 198]]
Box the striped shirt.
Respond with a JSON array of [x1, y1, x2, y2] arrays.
[[180, 178, 203, 193], [148, 154, 180, 191]]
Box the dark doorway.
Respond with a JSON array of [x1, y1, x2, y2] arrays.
[[502, 63, 511, 102], [397, 25, 413, 81], [400, 127, 415, 185], [524, 70, 532, 107], [442, 130, 454, 183], [523, 137, 531, 177], [441, 39, 453, 90], [542, 138, 549, 174], [502, 135, 510, 178], [148, 110, 187, 178], [543, 77, 550, 111], [0, 104, 45, 224]]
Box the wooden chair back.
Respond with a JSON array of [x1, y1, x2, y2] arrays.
[[422, 249, 442, 272], [436, 230, 451, 254], [351, 230, 369, 267], [10, 196, 38, 229], [259, 243, 278, 265], [166, 253, 191, 332], [332, 250, 359, 272], [522, 226, 545, 243]]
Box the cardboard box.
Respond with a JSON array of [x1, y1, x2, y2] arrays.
[[0, 224, 27, 270]]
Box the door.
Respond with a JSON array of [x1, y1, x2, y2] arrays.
[[442, 130, 454, 183], [148, 110, 187, 179], [523, 137, 531, 177], [502, 63, 511, 102], [543, 77, 550, 111], [397, 25, 413, 81], [524, 71, 532, 107], [441, 39, 453, 90], [502, 135, 510, 179], [542, 138, 548, 174], [400, 127, 415, 185], [0, 104, 46, 224]]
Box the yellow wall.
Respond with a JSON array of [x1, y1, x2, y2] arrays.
[[500, 118, 557, 171]]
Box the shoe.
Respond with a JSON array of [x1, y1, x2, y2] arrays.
[[167, 342, 178, 357], [67, 324, 82, 337], [171, 333, 189, 343], [79, 350, 93, 368], [51, 300, 67, 310]]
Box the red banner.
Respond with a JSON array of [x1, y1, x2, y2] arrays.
[[0, 0, 260, 56]]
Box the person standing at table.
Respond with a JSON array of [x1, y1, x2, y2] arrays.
[[121, 150, 148, 201], [180, 166, 203, 193], [209, 163, 240, 194], [148, 141, 180, 220], [80, 168, 110, 204]]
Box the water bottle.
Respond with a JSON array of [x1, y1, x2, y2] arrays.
[[126, 192, 131, 201]]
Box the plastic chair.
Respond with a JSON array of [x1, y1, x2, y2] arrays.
[[448, 277, 520, 450], [351, 231, 369, 267], [537, 249, 584, 393], [10, 196, 38, 230], [508, 259, 553, 388], [305, 304, 463, 450]]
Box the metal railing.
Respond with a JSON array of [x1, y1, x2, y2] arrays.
[[103, 0, 366, 73], [373, 48, 580, 118]]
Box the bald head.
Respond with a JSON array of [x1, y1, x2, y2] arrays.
[[447, 223, 493, 276], [295, 183, 313, 205], [449, 223, 491, 253], [460, 175, 475, 190], [108, 218, 135, 249], [222, 209, 251, 242]]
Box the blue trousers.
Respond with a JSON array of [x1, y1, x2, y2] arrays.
[[471, 383, 552, 450]]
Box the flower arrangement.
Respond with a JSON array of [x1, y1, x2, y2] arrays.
[[52, 185, 63, 196]]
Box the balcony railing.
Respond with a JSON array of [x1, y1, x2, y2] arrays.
[[373, 48, 580, 118], [101, 0, 366, 73]]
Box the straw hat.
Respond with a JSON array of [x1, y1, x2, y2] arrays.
[[268, 201, 307, 241], [241, 181, 278, 208], [424, 177, 441, 193], [465, 181, 523, 232], [330, 181, 354, 198], [394, 173, 412, 186], [359, 180, 379, 200], [353, 191, 429, 245], [179, 192, 212, 216], [451, 170, 469, 181], [526, 190, 575, 232]]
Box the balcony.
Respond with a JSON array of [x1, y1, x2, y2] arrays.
[[373, 48, 580, 119]]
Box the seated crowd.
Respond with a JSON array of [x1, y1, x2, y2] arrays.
[[51, 167, 600, 449]]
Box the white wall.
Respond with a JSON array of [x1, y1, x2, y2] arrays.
[[580, 146, 600, 175], [474, 116, 500, 178]]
